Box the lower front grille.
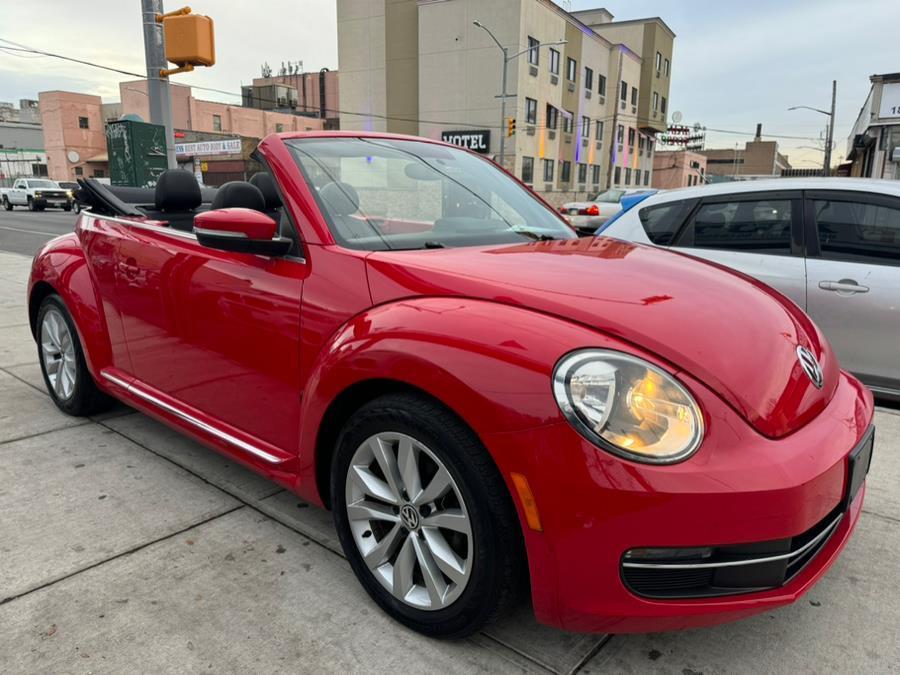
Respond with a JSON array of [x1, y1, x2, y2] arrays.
[[621, 507, 843, 599]]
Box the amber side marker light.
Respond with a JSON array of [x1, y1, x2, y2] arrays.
[[510, 472, 543, 532]]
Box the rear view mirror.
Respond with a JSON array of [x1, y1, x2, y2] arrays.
[[194, 208, 291, 256]]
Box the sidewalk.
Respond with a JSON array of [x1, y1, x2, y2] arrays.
[[1, 249, 898, 674]]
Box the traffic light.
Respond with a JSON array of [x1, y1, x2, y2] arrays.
[[157, 7, 215, 77], [507, 117, 516, 137]]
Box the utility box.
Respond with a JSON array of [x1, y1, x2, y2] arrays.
[[106, 119, 168, 188], [163, 14, 215, 67]]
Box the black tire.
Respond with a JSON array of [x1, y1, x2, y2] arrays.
[[27, 197, 35, 211], [36, 294, 113, 416], [331, 393, 524, 638], [63, 204, 72, 212], [2, 197, 11, 211]]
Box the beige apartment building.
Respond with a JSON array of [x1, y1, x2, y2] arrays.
[[337, 0, 675, 202], [700, 126, 792, 181]]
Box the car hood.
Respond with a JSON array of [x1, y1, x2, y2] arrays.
[[365, 237, 838, 438]]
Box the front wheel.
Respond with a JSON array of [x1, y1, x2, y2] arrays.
[[332, 393, 524, 638], [27, 197, 35, 211], [36, 295, 113, 416]]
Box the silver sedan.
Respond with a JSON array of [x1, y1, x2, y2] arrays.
[[599, 177, 900, 400]]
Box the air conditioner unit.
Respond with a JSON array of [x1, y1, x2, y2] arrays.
[[581, 138, 588, 147], [564, 135, 572, 144], [526, 126, 536, 136], [617, 144, 623, 152], [893, 147, 900, 162], [585, 90, 592, 99], [529, 65, 538, 77], [620, 101, 626, 110], [567, 82, 576, 92], [598, 96, 605, 105], [550, 74, 559, 85], [595, 141, 602, 149], [632, 106, 637, 114], [548, 130, 556, 140], [656, 70, 660, 78], [544, 184, 553, 191]]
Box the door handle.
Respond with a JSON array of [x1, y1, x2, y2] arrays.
[[818, 279, 869, 294], [119, 257, 139, 279]]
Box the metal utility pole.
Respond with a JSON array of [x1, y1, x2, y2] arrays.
[[473, 20, 565, 172], [141, 0, 177, 169], [823, 80, 836, 176]]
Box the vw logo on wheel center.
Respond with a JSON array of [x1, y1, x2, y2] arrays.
[[400, 504, 421, 530], [796, 346, 824, 389]]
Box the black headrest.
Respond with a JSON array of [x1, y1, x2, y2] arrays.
[[249, 172, 282, 210], [154, 169, 202, 211], [319, 182, 359, 217], [211, 181, 266, 212]]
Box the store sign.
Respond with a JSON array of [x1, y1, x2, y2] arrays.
[[441, 130, 491, 153], [175, 138, 242, 157], [879, 82, 900, 119]]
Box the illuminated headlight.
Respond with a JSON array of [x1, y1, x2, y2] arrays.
[[66, 190, 74, 198], [552, 349, 704, 464], [34, 191, 42, 198]]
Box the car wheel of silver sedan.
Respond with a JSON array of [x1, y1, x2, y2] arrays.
[[332, 393, 525, 638]]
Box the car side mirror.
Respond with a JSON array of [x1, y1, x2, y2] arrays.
[[194, 208, 292, 256]]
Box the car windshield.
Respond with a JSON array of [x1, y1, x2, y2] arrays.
[[287, 137, 577, 250], [28, 180, 57, 189], [587, 189, 625, 203]]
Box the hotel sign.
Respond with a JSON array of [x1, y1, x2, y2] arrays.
[[441, 130, 491, 154]]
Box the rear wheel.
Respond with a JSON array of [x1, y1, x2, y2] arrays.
[[2, 197, 11, 211], [331, 393, 523, 638], [36, 295, 113, 416]]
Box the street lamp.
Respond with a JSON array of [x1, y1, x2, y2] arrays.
[[788, 80, 837, 177], [473, 20, 566, 170]]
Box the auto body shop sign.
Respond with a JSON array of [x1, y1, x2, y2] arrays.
[[441, 130, 491, 153], [175, 138, 242, 157]]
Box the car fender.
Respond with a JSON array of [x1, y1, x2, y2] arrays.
[[28, 233, 112, 378], [294, 296, 640, 504]]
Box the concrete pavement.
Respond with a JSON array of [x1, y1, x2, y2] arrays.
[[0, 248, 898, 674]]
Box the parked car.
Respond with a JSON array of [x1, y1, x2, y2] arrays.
[[599, 178, 900, 401], [560, 188, 655, 234], [3, 178, 73, 211], [28, 133, 874, 638]]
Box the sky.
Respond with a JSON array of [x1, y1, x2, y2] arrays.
[[1, 0, 896, 169]]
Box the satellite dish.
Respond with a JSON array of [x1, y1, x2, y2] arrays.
[[120, 113, 144, 122], [672, 111, 683, 124], [67, 150, 80, 163]]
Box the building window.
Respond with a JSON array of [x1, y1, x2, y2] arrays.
[[644, 171, 650, 186], [78, 116, 89, 129], [614, 166, 621, 185], [577, 163, 587, 184], [620, 81, 628, 102], [635, 169, 642, 185], [546, 104, 558, 130], [74, 166, 83, 176], [617, 124, 624, 144], [631, 87, 638, 106], [31, 163, 49, 177], [581, 115, 590, 136], [549, 48, 560, 75], [664, 58, 670, 77], [93, 169, 105, 178], [275, 123, 284, 133], [656, 51, 662, 72], [213, 114, 222, 131], [560, 160, 571, 183], [543, 158, 554, 182], [627, 127, 635, 147], [525, 97, 537, 124], [595, 120, 604, 139], [522, 156, 534, 184], [562, 111, 574, 134], [625, 168, 632, 185], [639, 136, 645, 151], [592, 164, 601, 184], [647, 143, 653, 157], [527, 36, 540, 66], [652, 92, 659, 111], [598, 74, 607, 97], [566, 57, 577, 82], [584, 67, 593, 90], [661, 97, 667, 115]]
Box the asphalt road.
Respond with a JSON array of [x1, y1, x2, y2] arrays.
[[0, 207, 78, 257]]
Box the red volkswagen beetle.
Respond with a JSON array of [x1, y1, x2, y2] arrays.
[[27, 132, 874, 638]]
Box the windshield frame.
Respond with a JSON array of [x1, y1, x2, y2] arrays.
[[286, 135, 576, 251]]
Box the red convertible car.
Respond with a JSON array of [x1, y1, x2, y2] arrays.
[[28, 132, 874, 638]]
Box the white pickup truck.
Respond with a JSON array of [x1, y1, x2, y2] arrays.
[[2, 178, 73, 211]]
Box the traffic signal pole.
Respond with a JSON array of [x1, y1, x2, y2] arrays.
[[141, 0, 177, 169]]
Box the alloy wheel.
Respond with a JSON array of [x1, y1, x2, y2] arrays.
[[344, 432, 473, 610], [40, 308, 77, 400]]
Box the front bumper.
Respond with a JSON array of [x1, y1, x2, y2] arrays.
[[35, 197, 73, 209], [485, 370, 873, 633]]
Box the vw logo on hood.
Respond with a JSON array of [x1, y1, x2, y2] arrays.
[[796, 346, 824, 389]]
